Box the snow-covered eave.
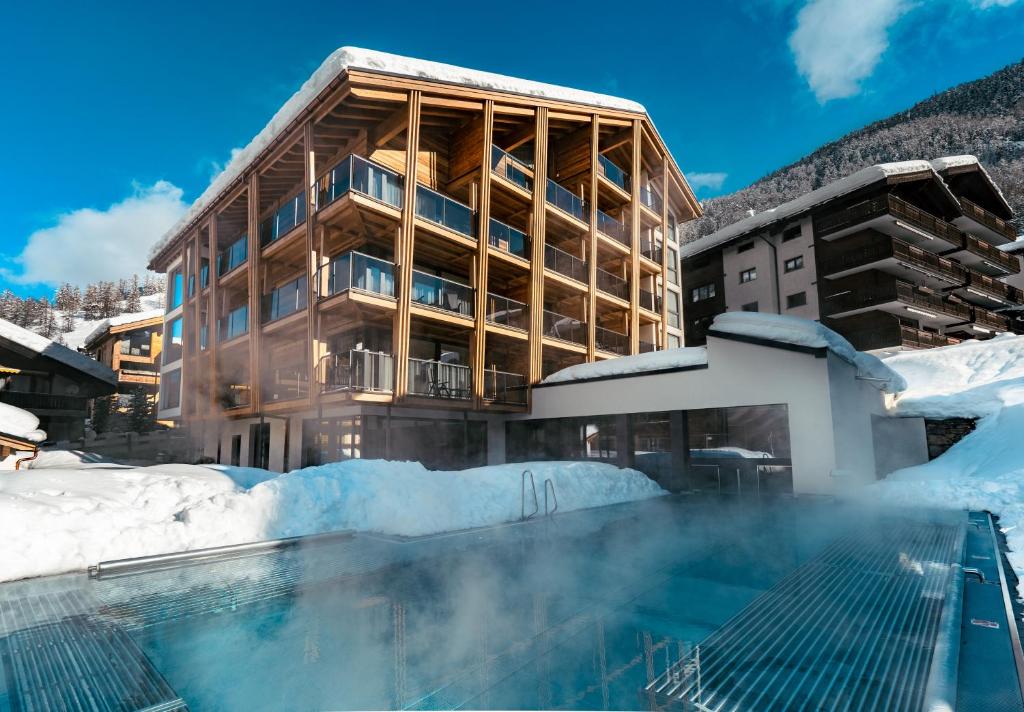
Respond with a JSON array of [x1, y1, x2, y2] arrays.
[[82, 309, 165, 351], [0, 431, 40, 450], [930, 155, 1014, 218], [0, 319, 117, 387]]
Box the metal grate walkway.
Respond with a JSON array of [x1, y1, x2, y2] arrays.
[[646, 516, 965, 711]]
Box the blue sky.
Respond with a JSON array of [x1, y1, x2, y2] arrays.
[[2, 0, 1023, 297]]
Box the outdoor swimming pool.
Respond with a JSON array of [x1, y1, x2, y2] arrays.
[[0, 495, 1017, 711]]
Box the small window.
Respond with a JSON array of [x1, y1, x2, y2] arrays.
[[230, 435, 242, 467], [742, 302, 759, 312], [160, 368, 181, 410], [740, 268, 757, 284], [787, 291, 807, 309], [168, 269, 184, 310], [784, 255, 804, 273], [690, 283, 716, 302], [737, 242, 755, 253], [782, 226, 801, 242]]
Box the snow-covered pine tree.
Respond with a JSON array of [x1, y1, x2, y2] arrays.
[[125, 275, 142, 312], [98, 281, 119, 318], [82, 284, 102, 320], [0, 290, 20, 322], [38, 300, 57, 339]]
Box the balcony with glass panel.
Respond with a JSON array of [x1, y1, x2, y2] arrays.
[[485, 292, 529, 333], [218, 304, 249, 344], [261, 275, 308, 327], [314, 154, 404, 222], [317, 251, 396, 311], [596, 208, 630, 248], [597, 154, 631, 200], [318, 350, 395, 396], [407, 358, 472, 400], [411, 271, 474, 320], [546, 179, 588, 227], [491, 145, 534, 196], [482, 368, 528, 406], [259, 191, 307, 249], [542, 309, 587, 349], [639, 185, 663, 217], [216, 235, 248, 279], [415, 185, 476, 242], [595, 325, 629, 355], [596, 267, 629, 302], [544, 243, 587, 285], [262, 363, 309, 404], [488, 217, 530, 261]]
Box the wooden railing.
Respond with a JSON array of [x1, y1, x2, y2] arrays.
[[816, 194, 963, 245], [823, 278, 971, 320], [819, 236, 967, 284], [960, 197, 1017, 242], [964, 234, 1020, 274]]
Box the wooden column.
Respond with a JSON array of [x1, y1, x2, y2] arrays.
[[629, 120, 642, 354], [304, 120, 318, 409], [472, 100, 494, 408], [392, 91, 421, 401], [660, 158, 670, 349], [586, 116, 599, 361], [528, 108, 549, 384], [208, 218, 218, 414], [247, 173, 261, 412]]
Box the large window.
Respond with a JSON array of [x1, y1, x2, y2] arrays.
[[688, 404, 791, 493], [667, 247, 679, 285], [160, 368, 181, 410], [667, 292, 680, 328], [164, 318, 183, 364], [120, 329, 152, 357], [168, 268, 183, 310]]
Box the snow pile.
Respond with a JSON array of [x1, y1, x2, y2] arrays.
[[709, 312, 906, 392], [0, 403, 46, 443], [0, 459, 663, 581], [151, 46, 645, 263], [81, 308, 164, 350], [542, 346, 708, 384], [0, 318, 115, 385]]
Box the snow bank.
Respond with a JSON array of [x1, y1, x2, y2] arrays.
[[709, 312, 906, 392], [0, 459, 663, 581], [0, 403, 46, 443], [0, 318, 115, 385], [542, 346, 707, 384]]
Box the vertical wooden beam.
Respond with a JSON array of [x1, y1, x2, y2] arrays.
[[528, 108, 549, 384], [660, 157, 670, 349], [208, 218, 218, 415], [304, 120, 318, 410], [472, 100, 494, 408], [629, 120, 642, 354], [586, 116, 599, 361], [247, 173, 261, 413], [392, 91, 421, 401]]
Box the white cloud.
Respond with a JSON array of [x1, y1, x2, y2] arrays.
[[789, 0, 913, 102], [970, 0, 1018, 7], [686, 172, 729, 191], [5, 181, 187, 287]]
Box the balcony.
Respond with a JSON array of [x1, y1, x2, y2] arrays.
[[199, 262, 209, 291], [640, 237, 663, 264], [960, 234, 1020, 276], [639, 288, 662, 313], [320, 251, 395, 300], [482, 369, 528, 406], [0, 391, 86, 413], [543, 310, 586, 346], [816, 194, 963, 249], [491, 145, 533, 192], [544, 243, 587, 283], [972, 307, 1010, 332], [485, 293, 528, 331], [218, 305, 249, 342], [959, 271, 1017, 307], [960, 197, 1017, 243], [407, 358, 471, 400], [596, 267, 629, 301], [416, 185, 475, 238], [316, 154, 404, 212], [639, 186, 662, 214], [596, 209, 629, 246], [216, 235, 248, 277], [259, 191, 307, 247], [819, 236, 967, 288], [118, 369, 159, 387], [412, 271, 474, 317], [595, 326, 629, 355], [319, 350, 394, 394], [261, 276, 307, 324], [822, 277, 971, 324], [488, 218, 529, 259], [836, 317, 962, 352], [546, 179, 588, 223], [221, 384, 251, 410], [639, 340, 657, 353], [597, 154, 630, 193], [262, 365, 309, 403]]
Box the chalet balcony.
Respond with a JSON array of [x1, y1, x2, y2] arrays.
[[596, 267, 629, 301], [596, 209, 629, 246], [834, 316, 961, 352], [259, 191, 307, 247], [638, 288, 662, 313], [320, 251, 395, 301], [815, 194, 963, 250], [595, 325, 629, 355], [972, 307, 1010, 332], [491, 145, 533, 192], [959, 197, 1017, 244], [543, 310, 587, 346], [262, 364, 309, 403], [639, 340, 657, 353], [546, 179, 588, 223], [0, 391, 87, 413], [319, 350, 394, 394], [485, 293, 528, 330], [488, 217, 529, 259], [407, 358, 471, 400], [822, 277, 970, 325], [216, 235, 248, 277], [544, 243, 587, 283], [957, 233, 1020, 276], [415, 185, 475, 238], [482, 369, 528, 405], [411, 271, 474, 317], [218, 305, 249, 342], [597, 154, 630, 192], [316, 154, 404, 212], [957, 271, 1019, 308], [639, 186, 662, 214], [118, 369, 160, 387], [640, 236, 663, 263], [261, 276, 307, 324], [819, 235, 967, 289]]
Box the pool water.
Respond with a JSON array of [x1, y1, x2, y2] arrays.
[[0, 497, 974, 710]]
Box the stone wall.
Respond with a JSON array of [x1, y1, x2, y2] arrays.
[[924, 417, 977, 460]]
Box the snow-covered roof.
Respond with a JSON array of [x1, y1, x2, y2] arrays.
[[0, 402, 46, 443], [542, 347, 709, 384], [930, 154, 1014, 217], [150, 46, 647, 264], [708, 312, 906, 393], [82, 308, 164, 349], [0, 318, 116, 385], [682, 158, 960, 259]]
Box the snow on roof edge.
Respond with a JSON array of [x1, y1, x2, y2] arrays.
[[0, 318, 116, 386], [82, 308, 165, 349], [929, 154, 1014, 216], [541, 346, 709, 385], [150, 47, 647, 265]]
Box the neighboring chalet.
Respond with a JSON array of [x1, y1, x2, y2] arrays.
[[83, 309, 164, 406], [0, 318, 116, 441], [148, 47, 699, 471], [682, 156, 1022, 352]]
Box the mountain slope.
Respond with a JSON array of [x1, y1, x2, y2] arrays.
[[684, 58, 1024, 242]]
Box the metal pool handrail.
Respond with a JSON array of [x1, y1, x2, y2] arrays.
[[544, 478, 559, 516], [521, 470, 538, 520]]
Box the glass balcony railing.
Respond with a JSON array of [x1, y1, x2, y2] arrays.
[[408, 358, 471, 400], [543, 310, 587, 346], [319, 350, 395, 394], [221, 383, 251, 410], [416, 185, 475, 238], [199, 323, 208, 351], [639, 186, 663, 214], [316, 154, 404, 211], [597, 154, 630, 192], [261, 276, 308, 324], [544, 243, 588, 283], [491, 145, 534, 191], [216, 235, 248, 277], [412, 271, 474, 316], [260, 191, 307, 247], [639, 288, 662, 313], [199, 262, 209, 290], [320, 252, 395, 300], [640, 237, 664, 263], [596, 267, 629, 300], [595, 325, 629, 355], [639, 340, 656, 353], [262, 364, 309, 402], [546, 179, 588, 222], [488, 218, 529, 259], [596, 209, 630, 245], [483, 369, 528, 405], [218, 304, 249, 342], [485, 293, 528, 330]]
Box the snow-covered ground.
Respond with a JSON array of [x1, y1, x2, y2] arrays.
[[866, 334, 1024, 577], [0, 459, 664, 582], [60, 293, 164, 350]]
